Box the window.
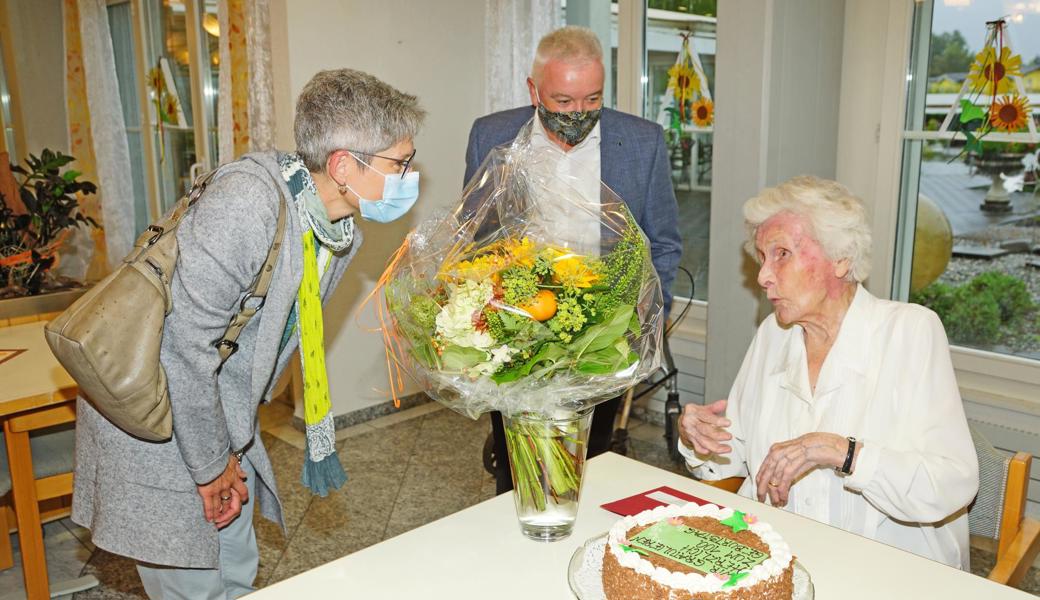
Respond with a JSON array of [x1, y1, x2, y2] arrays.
[[896, 0, 1039, 362], [107, 0, 220, 234], [644, 0, 715, 302], [559, 2, 618, 108], [0, 40, 16, 158]]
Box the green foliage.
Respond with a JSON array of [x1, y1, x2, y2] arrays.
[[928, 30, 973, 78], [547, 295, 587, 343], [910, 272, 1037, 346], [501, 266, 539, 306], [0, 149, 99, 294], [648, 0, 716, 16], [409, 295, 440, 331], [485, 308, 507, 342], [532, 255, 553, 278], [593, 225, 646, 320], [964, 271, 1035, 326]]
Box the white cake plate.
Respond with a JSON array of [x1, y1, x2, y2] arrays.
[[567, 533, 813, 600]]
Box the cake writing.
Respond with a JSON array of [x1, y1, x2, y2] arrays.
[[627, 521, 768, 574]]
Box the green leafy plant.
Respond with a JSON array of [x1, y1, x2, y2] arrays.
[[0, 149, 99, 295], [911, 271, 1037, 346]]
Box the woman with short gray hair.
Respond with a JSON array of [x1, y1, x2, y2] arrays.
[[72, 68, 424, 598], [677, 175, 979, 569]]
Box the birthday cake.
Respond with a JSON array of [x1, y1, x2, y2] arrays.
[[602, 502, 794, 599]]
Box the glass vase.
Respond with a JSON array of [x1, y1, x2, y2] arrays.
[[503, 407, 593, 542]]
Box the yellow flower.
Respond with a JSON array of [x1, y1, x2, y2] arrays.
[[691, 98, 714, 127], [989, 95, 1031, 133], [147, 67, 164, 93], [667, 62, 698, 99], [444, 253, 507, 281], [162, 94, 180, 124], [502, 237, 536, 267], [967, 47, 1023, 95], [552, 255, 599, 289]]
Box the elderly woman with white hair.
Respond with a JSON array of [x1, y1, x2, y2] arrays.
[[72, 69, 424, 598], [678, 176, 979, 569]]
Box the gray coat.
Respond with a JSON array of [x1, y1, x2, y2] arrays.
[[72, 152, 361, 568]]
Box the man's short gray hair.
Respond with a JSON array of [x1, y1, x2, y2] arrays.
[[531, 26, 603, 84], [743, 176, 873, 283], [294, 69, 425, 172]]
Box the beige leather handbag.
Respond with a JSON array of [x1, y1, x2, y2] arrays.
[[44, 171, 287, 441]]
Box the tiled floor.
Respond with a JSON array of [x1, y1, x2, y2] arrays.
[[1, 400, 1038, 598]]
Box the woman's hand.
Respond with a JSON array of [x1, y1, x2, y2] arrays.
[[755, 432, 850, 507], [678, 399, 732, 456], [197, 455, 249, 526]]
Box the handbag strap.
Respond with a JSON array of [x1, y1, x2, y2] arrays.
[[215, 191, 288, 365], [123, 170, 220, 264]]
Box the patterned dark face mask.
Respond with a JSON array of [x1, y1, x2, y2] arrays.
[[537, 103, 602, 146]]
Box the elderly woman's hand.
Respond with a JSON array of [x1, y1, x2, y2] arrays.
[[197, 456, 249, 526], [678, 399, 733, 456], [755, 432, 851, 506]]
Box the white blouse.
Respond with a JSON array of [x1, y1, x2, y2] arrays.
[[680, 285, 979, 569]]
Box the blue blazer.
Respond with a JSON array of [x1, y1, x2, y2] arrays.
[[464, 106, 682, 312]]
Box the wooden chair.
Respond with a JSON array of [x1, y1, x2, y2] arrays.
[[969, 426, 1040, 587], [700, 476, 745, 494], [0, 393, 77, 573], [0, 308, 75, 572]]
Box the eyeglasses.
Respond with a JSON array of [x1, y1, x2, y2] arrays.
[[341, 148, 417, 179]]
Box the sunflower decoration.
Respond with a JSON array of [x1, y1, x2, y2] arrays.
[[161, 94, 180, 126], [989, 95, 1031, 133], [691, 97, 714, 127], [967, 46, 1023, 95], [667, 62, 699, 103]]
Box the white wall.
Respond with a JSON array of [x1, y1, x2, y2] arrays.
[[704, 0, 845, 403], [269, 0, 487, 417]]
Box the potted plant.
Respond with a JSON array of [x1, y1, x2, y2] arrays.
[[0, 149, 99, 297]]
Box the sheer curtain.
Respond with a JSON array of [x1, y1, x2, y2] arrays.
[[218, 0, 275, 164], [485, 0, 561, 114], [78, 0, 135, 269]]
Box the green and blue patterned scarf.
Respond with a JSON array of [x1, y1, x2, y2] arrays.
[[279, 152, 354, 496]]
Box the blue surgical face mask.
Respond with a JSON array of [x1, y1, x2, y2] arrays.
[[342, 153, 420, 223]]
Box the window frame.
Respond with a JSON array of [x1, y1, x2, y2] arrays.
[[882, 0, 1040, 406], [118, 0, 218, 226]]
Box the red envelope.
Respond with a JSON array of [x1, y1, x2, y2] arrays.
[[600, 485, 713, 516]]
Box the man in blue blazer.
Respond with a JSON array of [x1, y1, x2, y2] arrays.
[[464, 26, 682, 494]]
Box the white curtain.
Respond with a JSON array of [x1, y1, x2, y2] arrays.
[[246, 0, 275, 152], [78, 0, 135, 269], [217, 0, 233, 164], [485, 0, 560, 114]]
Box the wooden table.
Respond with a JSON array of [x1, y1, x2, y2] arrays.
[[245, 452, 1034, 599], [0, 321, 96, 599]]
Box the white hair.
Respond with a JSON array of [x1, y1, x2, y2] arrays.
[[743, 176, 873, 283], [530, 26, 603, 84]]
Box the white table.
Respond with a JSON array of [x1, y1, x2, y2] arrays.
[[246, 452, 1033, 599]]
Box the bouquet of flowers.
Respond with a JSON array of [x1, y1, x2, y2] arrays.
[[377, 122, 664, 530]]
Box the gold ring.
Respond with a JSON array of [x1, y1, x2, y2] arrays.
[[220, 494, 231, 502], [768, 481, 779, 487]]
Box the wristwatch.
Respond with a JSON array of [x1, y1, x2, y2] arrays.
[[836, 437, 856, 475]]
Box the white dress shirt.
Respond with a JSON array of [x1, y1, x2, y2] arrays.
[[526, 114, 602, 257], [680, 285, 979, 569]]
